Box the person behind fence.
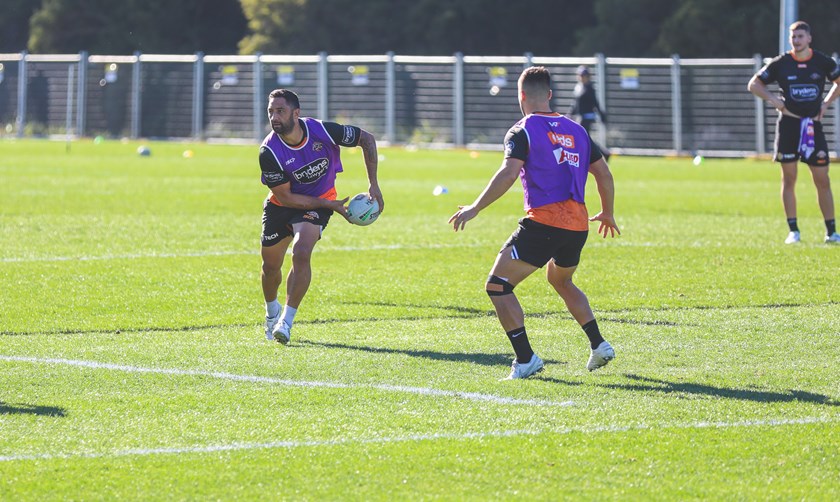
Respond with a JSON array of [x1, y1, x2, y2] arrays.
[[259, 88, 384, 344], [569, 65, 610, 161], [448, 66, 620, 380], [748, 20, 840, 244]]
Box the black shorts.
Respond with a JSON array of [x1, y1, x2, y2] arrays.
[[261, 199, 332, 247], [774, 115, 830, 166], [502, 218, 588, 268]]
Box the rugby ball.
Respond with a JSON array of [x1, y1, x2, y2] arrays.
[[346, 193, 380, 226]]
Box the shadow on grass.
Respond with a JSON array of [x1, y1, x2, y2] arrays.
[[0, 307, 677, 336], [297, 340, 568, 368], [600, 374, 839, 406], [3, 299, 837, 337], [0, 401, 66, 417], [297, 340, 509, 366], [308, 302, 693, 326]]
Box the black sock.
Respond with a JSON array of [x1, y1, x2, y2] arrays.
[[506, 327, 534, 364], [582, 319, 605, 350], [826, 219, 836, 236], [787, 218, 799, 232]]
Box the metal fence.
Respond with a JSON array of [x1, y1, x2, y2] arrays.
[[1, 51, 839, 156]]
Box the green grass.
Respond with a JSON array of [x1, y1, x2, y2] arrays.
[[1, 138, 838, 500]]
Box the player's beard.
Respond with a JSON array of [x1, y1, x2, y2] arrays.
[[272, 117, 295, 136]]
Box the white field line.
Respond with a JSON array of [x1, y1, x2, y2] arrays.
[[0, 242, 482, 263], [1, 416, 836, 463], [0, 250, 258, 263], [0, 355, 571, 408], [2, 241, 733, 264]]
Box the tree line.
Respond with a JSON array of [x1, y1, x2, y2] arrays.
[[2, 0, 840, 58]]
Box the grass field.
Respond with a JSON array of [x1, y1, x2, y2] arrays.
[[1, 138, 838, 500]]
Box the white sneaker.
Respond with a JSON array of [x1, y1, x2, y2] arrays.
[[587, 341, 615, 371], [785, 231, 800, 244], [272, 320, 291, 345], [504, 354, 544, 380], [825, 232, 840, 243], [264, 314, 280, 341]]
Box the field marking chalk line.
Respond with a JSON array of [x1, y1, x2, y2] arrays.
[[0, 355, 572, 408], [0, 242, 486, 263], [1, 416, 836, 463]]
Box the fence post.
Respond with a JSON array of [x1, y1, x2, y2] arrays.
[[65, 64, 74, 139], [753, 54, 766, 155], [318, 51, 328, 120], [595, 53, 607, 148], [670, 54, 682, 155], [385, 51, 395, 144], [524, 52, 533, 69], [454, 52, 464, 147], [192, 52, 204, 140], [834, 53, 839, 158], [131, 52, 141, 139], [779, 0, 798, 55], [15, 51, 27, 137], [76, 51, 88, 137], [253, 52, 263, 142]]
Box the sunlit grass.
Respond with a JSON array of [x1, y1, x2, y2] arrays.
[[0, 139, 838, 499]]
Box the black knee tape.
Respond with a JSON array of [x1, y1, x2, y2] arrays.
[[486, 275, 514, 296]]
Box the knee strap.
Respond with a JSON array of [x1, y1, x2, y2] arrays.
[[486, 275, 514, 296]]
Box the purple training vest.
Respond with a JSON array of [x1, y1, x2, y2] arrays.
[[260, 118, 344, 197], [517, 113, 591, 210]]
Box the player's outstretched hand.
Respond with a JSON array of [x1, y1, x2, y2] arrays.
[[332, 197, 350, 219], [449, 205, 478, 232], [368, 185, 384, 214], [589, 212, 620, 238]]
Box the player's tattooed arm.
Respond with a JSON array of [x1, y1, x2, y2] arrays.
[[358, 129, 384, 211], [359, 129, 378, 172]]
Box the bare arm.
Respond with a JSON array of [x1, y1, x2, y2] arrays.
[[748, 75, 799, 118], [269, 182, 349, 216], [818, 78, 840, 121], [357, 129, 384, 211], [448, 158, 522, 231], [587, 158, 620, 238]]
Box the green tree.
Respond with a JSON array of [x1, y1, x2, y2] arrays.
[[577, 0, 840, 58], [0, 0, 42, 52], [658, 0, 779, 57], [573, 0, 678, 56], [800, 2, 840, 56], [16, 0, 840, 58], [28, 0, 246, 54], [238, 0, 595, 56], [238, 0, 309, 54]]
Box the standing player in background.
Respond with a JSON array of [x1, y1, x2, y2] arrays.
[[748, 20, 840, 244], [259, 89, 384, 344], [449, 66, 620, 380], [569, 65, 611, 161]]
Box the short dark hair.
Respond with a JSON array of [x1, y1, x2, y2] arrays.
[[789, 20, 810, 33], [268, 88, 300, 109], [519, 66, 551, 96]]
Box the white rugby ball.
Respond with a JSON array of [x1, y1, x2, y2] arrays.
[[346, 193, 380, 226]]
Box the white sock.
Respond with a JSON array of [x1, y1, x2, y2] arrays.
[[266, 299, 281, 318], [281, 305, 297, 328]]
